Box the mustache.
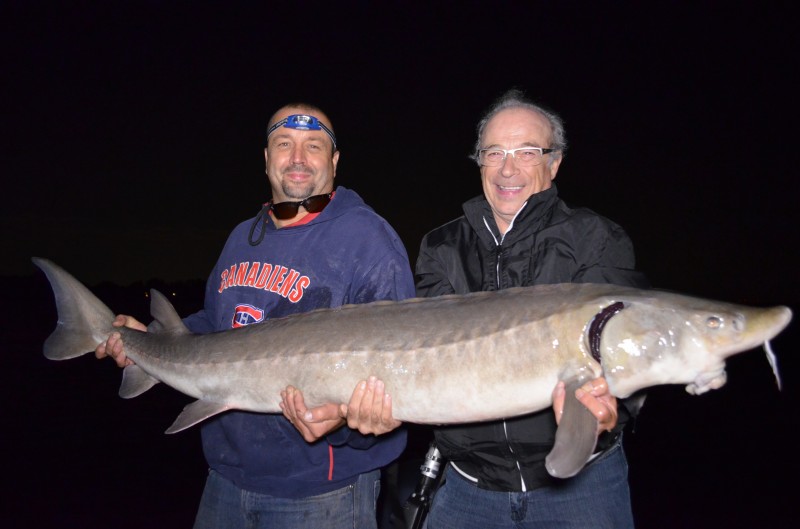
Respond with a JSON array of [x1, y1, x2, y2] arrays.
[[282, 164, 314, 175]]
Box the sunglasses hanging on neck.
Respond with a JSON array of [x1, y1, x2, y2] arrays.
[[269, 193, 333, 220]]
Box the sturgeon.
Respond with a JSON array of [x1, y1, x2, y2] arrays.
[[33, 257, 792, 478]]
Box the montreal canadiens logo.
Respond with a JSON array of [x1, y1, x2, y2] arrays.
[[232, 304, 265, 328]]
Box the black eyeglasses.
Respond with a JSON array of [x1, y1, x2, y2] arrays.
[[269, 193, 333, 219]]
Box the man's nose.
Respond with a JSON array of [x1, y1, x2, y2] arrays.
[[500, 152, 518, 175], [291, 145, 307, 163]]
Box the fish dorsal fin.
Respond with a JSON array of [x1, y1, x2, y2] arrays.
[[146, 289, 191, 335], [545, 375, 599, 478], [119, 364, 160, 398], [165, 400, 232, 434]]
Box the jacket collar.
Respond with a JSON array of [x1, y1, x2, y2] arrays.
[[463, 184, 560, 247]]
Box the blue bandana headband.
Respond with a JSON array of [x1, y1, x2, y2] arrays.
[[266, 114, 337, 149]]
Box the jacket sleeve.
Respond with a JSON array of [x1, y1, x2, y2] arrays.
[[351, 248, 417, 304], [414, 234, 457, 297], [573, 219, 649, 289], [182, 309, 215, 334], [181, 267, 225, 334]]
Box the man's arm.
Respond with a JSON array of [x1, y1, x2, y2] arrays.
[[414, 238, 457, 298], [575, 220, 649, 288]]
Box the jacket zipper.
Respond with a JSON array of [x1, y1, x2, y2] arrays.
[[485, 213, 528, 491], [495, 242, 527, 491]]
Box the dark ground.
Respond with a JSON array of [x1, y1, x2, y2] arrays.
[[3, 272, 798, 528]]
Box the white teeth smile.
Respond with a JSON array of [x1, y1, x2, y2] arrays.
[[499, 185, 523, 191]]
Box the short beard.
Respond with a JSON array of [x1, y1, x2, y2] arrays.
[[280, 165, 316, 200]]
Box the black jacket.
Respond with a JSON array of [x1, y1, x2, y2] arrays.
[[414, 184, 648, 491]]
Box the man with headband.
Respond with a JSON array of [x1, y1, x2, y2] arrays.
[[96, 103, 415, 528]]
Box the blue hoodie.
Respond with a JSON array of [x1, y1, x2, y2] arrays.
[[182, 186, 415, 498]]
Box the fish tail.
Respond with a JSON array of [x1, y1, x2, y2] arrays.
[[32, 257, 115, 360]]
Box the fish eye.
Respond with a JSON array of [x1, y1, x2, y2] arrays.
[[706, 316, 722, 329]]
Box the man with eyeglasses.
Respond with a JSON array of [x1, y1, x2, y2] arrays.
[[413, 89, 648, 528], [95, 103, 415, 529]]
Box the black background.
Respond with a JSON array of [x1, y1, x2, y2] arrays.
[[3, 1, 798, 527]]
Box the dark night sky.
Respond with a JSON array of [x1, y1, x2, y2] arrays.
[[3, 1, 797, 306], [3, 2, 800, 527]]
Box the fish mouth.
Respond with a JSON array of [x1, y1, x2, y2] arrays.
[[686, 368, 727, 395]]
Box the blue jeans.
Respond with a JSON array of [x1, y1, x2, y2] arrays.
[[427, 441, 634, 529], [192, 469, 381, 529]]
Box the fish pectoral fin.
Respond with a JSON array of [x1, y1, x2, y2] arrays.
[[545, 377, 599, 479], [119, 365, 160, 398], [165, 400, 232, 434]]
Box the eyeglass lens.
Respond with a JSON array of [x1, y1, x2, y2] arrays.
[[480, 148, 546, 167]]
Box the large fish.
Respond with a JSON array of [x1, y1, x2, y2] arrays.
[[33, 257, 792, 478]]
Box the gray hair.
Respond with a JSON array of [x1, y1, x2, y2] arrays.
[[470, 89, 567, 166]]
